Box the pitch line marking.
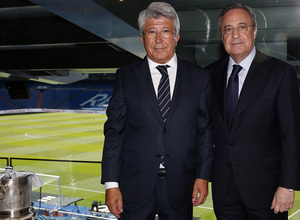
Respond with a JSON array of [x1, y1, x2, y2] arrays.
[[48, 184, 214, 210], [194, 206, 213, 210], [288, 209, 300, 219], [47, 183, 105, 194], [24, 129, 102, 139]]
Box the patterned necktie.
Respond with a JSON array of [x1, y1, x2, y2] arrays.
[[157, 65, 171, 123], [226, 64, 242, 126]]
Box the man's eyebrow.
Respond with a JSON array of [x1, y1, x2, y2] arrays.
[[223, 24, 232, 28], [223, 22, 247, 28]]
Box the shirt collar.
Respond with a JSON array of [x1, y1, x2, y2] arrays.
[[229, 47, 256, 72], [147, 54, 177, 72]]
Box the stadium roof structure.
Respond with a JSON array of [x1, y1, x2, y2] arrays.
[[0, 0, 299, 84]]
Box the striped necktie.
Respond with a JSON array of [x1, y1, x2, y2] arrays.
[[157, 65, 171, 123]]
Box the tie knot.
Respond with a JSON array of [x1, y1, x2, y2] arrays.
[[231, 64, 242, 77], [156, 65, 170, 76]]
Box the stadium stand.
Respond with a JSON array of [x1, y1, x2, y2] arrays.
[[0, 79, 113, 111]]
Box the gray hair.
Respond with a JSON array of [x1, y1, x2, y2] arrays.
[[218, 3, 257, 31], [138, 2, 180, 36]]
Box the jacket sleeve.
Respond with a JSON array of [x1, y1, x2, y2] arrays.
[[101, 69, 127, 184], [196, 70, 214, 181], [277, 64, 300, 190]]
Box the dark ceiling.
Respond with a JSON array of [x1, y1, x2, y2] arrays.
[[0, 0, 143, 84], [0, 0, 299, 84]]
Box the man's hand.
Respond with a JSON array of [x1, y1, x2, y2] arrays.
[[105, 188, 123, 218], [271, 186, 295, 214], [192, 178, 209, 206]]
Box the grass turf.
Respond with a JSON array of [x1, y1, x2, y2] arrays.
[[0, 112, 299, 219]]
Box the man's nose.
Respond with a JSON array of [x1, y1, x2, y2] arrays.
[[155, 33, 163, 42], [232, 28, 240, 38]]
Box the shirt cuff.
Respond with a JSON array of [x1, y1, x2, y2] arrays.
[[105, 182, 119, 190]]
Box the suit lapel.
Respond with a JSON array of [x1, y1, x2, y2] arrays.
[[213, 52, 269, 126], [135, 56, 189, 125], [213, 57, 229, 124], [134, 57, 163, 123], [166, 57, 186, 123], [233, 51, 268, 120]]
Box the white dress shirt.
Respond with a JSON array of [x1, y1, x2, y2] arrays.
[[148, 55, 177, 99], [227, 47, 256, 96]]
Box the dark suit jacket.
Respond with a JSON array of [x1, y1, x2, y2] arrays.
[[101, 55, 213, 209], [206, 50, 300, 209]]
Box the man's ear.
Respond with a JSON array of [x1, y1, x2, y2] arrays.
[[174, 34, 180, 46], [253, 26, 257, 40]]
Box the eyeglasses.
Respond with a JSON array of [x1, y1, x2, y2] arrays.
[[143, 29, 176, 39], [222, 24, 255, 35]]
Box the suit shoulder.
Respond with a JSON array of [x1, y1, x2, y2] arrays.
[[117, 59, 144, 72], [255, 51, 296, 72], [206, 56, 227, 68], [205, 57, 228, 77]]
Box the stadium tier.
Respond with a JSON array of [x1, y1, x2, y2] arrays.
[[0, 80, 113, 111]]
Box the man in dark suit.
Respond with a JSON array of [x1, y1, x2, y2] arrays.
[[101, 2, 213, 220], [206, 3, 300, 220]]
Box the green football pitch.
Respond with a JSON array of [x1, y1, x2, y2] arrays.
[[0, 112, 299, 219]]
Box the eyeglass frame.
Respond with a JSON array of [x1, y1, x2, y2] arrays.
[[142, 29, 176, 39], [221, 23, 255, 35]]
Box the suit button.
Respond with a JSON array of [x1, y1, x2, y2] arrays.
[[163, 128, 167, 133], [229, 142, 233, 147], [225, 162, 232, 167]]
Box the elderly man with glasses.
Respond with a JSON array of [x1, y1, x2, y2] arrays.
[[101, 2, 213, 220]]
